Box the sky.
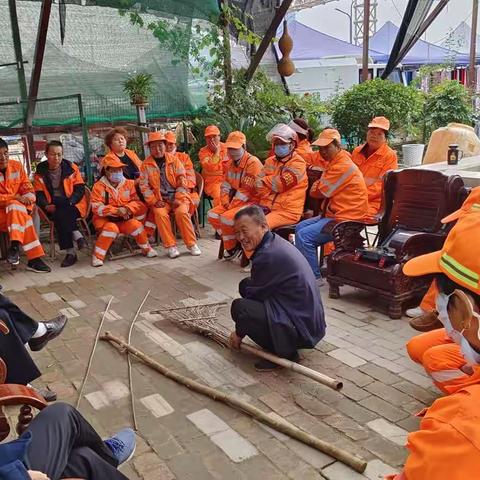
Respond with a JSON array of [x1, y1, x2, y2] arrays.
[[296, 0, 476, 45]]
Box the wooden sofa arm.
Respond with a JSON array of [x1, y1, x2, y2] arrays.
[[0, 384, 47, 410]]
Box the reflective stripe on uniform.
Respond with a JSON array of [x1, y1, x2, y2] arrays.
[[364, 176, 379, 186], [430, 369, 466, 382], [9, 171, 20, 180], [320, 165, 356, 197], [23, 239, 41, 251], [100, 230, 118, 238], [131, 226, 144, 237], [145, 221, 156, 229], [95, 246, 107, 256], [6, 203, 27, 214], [208, 211, 220, 219], [220, 217, 234, 226], [440, 253, 480, 290], [234, 191, 249, 202], [223, 235, 236, 240]]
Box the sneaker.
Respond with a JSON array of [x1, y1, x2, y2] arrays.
[[91, 256, 104, 267], [6, 244, 20, 265], [223, 247, 240, 260], [188, 244, 202, 256], [145, 247, 158, 258], [254, 359, 281, 372], [76, 237, 88, 250], [167, 246, 180, 259], [104, 428, 136, 466], [61, 253, 77, 268], [406, 307, 425, 318], [27, 258, 51, 273]]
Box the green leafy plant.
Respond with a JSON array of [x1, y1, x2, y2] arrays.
[[423, 80, 473, 139], [123, 73, 155, 105], [331, 78, 424, 148]]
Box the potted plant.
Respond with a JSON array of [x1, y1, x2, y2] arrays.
[[123, 72, 155, 106]]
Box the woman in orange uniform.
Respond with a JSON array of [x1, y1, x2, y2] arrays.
[[351, 116, 397, 218], [198, 125, 229, 206]]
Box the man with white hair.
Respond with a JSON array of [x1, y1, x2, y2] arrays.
[[254, 124, 308, 230]]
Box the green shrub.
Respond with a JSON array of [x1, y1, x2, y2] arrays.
[[331, 78, 424, 148]]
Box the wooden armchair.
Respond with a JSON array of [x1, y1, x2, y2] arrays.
[[326, 169, 468, 319], [0, 320, 47, 441]]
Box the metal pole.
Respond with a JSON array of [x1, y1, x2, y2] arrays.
[[137, 105, 148, 158], [470, 0, 479, 89], [245, 0, 294, 82], [335, 8, 353, 44], [77, 94, 92, 185], [8, 0, 28, 103], [362, 0, 370, 82]]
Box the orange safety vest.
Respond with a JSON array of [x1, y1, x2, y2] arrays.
[[220, 151, 263, 209], [256, 152, 308, 215], [139, 153, 193, 212], [0, 160, 35, 207], [198, 143, 229, 182], [175, 151, 197, 189], [34, 159, 88, 218], [352, 142, 398, 217], [311, 149, 368, 221], [386, 384, 480, 480], [91, 177, 145, 219]]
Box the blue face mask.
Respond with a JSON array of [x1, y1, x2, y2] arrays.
[[274, 144, 291, 158], [109, 172, 124, 183]]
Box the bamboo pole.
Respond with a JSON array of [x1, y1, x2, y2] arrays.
[[100, 332, 366, 473]]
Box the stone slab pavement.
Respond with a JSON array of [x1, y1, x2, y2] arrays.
[[1, 229, 441, 479]]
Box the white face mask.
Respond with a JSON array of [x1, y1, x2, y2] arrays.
[[460, 335, 480, 365], [436, 292, 462, 345], [229, 148, 244, 162]]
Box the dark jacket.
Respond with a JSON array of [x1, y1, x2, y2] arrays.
[[240, 231, 326, 350], [0, 432, 31, 479], [35, 159, 85, 209]]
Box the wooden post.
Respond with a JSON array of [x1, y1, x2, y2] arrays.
[[362, 0, 370, 82], [470, 0, 479, 89], [220, 0, 233, 101]]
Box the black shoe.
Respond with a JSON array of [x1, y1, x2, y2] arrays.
[[6, 244, 20, 265], [214, 232, 221, 240], [76, 237, 88, 250], [223, 247, 241, 260], [33, 386, 57, 402], [254, 359, 281, 372], [61, 253, 77, 268], [27, 258, 51, 273], [28, 314, 68, 352]]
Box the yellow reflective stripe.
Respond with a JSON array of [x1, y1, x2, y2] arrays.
[[440, 253, 479, 289], [471, 203, 480, 211]]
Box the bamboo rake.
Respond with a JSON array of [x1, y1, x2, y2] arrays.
[[100, 332, 366, 474]]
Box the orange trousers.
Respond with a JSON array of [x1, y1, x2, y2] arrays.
[[0, 201, 44, 260], [208, 204, 245, 251], [420, 280, 438, 312], [204, 180, 222, 207], [93, 218, 149, 260], [145, 203, 196, 249], [265, 209, 301, 230], [406, 328, 480, 394]]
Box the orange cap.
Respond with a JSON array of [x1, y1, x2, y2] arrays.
[[225, 131, 246, 149], [102, 155, 126, 169], [441, 187, 480, 223], [403, 214, 480, 295], [368, 116, 390, 131], [312, 128, 341, 147], [165, 131, 177, 144], [145, 131, 166, 145], [205, 125, 220, 137]]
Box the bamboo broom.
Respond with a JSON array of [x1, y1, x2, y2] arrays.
[[100, 332, 366, 473], [151, 303, 342, 391]]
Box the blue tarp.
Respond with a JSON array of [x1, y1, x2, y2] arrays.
[[274, 19, 389, 63], [369, 21, 470, 66]]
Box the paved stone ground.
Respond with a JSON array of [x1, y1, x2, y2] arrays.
[[1, 229, 440, 479]]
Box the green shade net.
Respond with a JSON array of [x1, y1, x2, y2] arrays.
[[0, 0, 219, 129]]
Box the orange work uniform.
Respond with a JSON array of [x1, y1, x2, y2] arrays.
[[102, 149, 142, 174], [406, 328, 480, 395], [91, 177, 150, 261], [255, 152, 308, 229], [386, 384, 480, 480], [207, 152, 263, 250], [311, 150, 369, 221], [140, 153, 196, 249], [352, 142, 398, 217], [198, 143, 229, 206], [175, 151, 199, 207], [299, 148, 328, 170], [0, 160, 44, 260], [33, 159, 88, 218]]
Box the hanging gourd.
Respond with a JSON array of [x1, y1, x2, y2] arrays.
[[277, 20, 295, 77]]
